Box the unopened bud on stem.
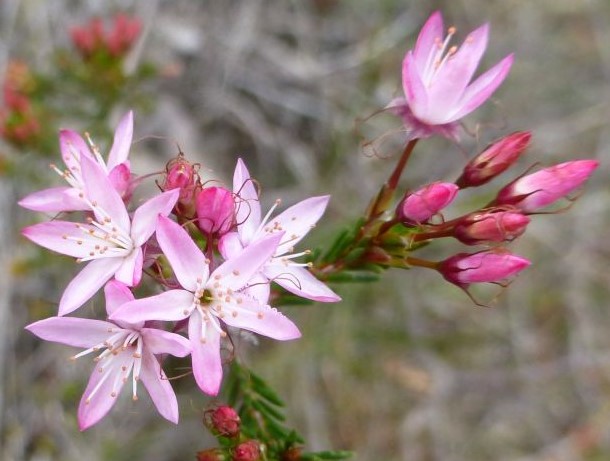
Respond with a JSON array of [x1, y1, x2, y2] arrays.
[[453, 210, 530, 245], [398, 182, 458, 224]]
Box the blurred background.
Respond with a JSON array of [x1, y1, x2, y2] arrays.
[[2, 1, 610, 460]]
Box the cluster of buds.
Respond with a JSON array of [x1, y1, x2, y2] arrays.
[[387, 131, 598, 293], [70, 13, 141, 60], [20, 111, 339, 430], [0, 61, 40, 145]]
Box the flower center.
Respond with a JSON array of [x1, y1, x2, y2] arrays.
[[423, 26, 459, 86]]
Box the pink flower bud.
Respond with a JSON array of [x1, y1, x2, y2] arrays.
[[196, 449, 227, 461], [453, 210, 530, 245], [233, 440, 261, 461], [439, 250, 530, 286], [494, 160, 599, 212], [204, 405, 241, 438], [162, 154, 199, 205], [196, 186, 235, 236], [458, 131, 531, 187], [399, 182, 458, 224]]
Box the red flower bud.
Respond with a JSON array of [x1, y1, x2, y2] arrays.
[[196, 448, 227, 461], [398, 182, 458, 224], [162, 154, 199, 206], [458, 131, 531, 187], [494, 160, 599, 212], [204, 405, 241, 438], [196, 187, 235, 236], [438, 250, 530, 287], [453, 210, 530, 245], [233, 440, 261, 461]]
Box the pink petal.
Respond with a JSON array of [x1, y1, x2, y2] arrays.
[[450, 53, 514, 121], [413, 11, 444, 74], [264, 264, 341, 303], [106, 111, 134, 171], [210, 232, 283, 291], [110, 289, 194, 323], [156, 215, 208, 291], [264, 195, 329, 255], [25, 317, 118, 348], [130, 190, 180, 247], [141, 328, 191, 357], [80, 154, 130, 232], [114, 247, 143, 287], [233, 158, 261, 244], [78, 351, 134, 430], [189, 312, 223, 395], [22, 221, 100, 259], [59, 258, 123, 316], [220, 296, 301, 341], [218, 232, 244, 260], [103, 280, 135, 316], [59, 129, 92, 174], [139, 349, 179, 424], [427, 23, 489, 120], [107, 163, 132, 199], [18, 187, 88, 212], [244, 272, 271, 304], [402, 51, 429, 119]]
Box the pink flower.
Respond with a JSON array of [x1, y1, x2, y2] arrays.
[[494, 160, 599, 212], [196, 186, 235, 236], [389, 11, 513, 140], [19, 111, 135, 213], [25, 281, 191, 430], [22, 154, 179, 315], [398, 182, 459, 224], [453, 210, 530, 244], [438, 250, 530, 287], [458, 131, 531, 187], [109, 215, 301, 396], [219, 159, 340, 303], [233, 440, 261, 461]]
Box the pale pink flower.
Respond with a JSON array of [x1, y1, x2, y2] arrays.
[[388, 11, 513, 140], [494, 159, 599, 212], [25, 281, 191, 430], [22, 154, 179, 315], [398, 182, 459, 224], [19, 111, 135, 212], [438, 250, 530, 287], [219, 159, 340, 303], [110, 215, 301, 396]]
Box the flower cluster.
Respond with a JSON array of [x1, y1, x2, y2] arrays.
[[70, 14, 142, 60], [21, 112, 339, 429]]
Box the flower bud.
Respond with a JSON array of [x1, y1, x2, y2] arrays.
[[196, 448, 227, 461], [398, 182, 458, 224], [458, 131, 531, 187], [162, 154, 198, 201], [453, 210, 530, 245], [196, 186, 235, 236], [233, 440, 261, 461], [204, 405, 241, 438], [438, 250, 530, 287], [494, 160, 599, 212]]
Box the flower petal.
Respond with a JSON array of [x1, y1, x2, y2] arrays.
[[141, 328, 192, 357], [139, 349, 179, 424], [221, 296, 301, 341], [233, 159, 261, 244], [103, 280, 135, 317], [110, 289, 194, 323], [413, 11, 444, 74], [78, 351, 133, 430], [25, 317, 118, 348], [244, 272, 271, 304], [189, 311, 223, 395], [210, 232, 283, 291], [402, 51, 428, 119], [22, 221, 101, 259], [59, 258, 123, 316], [218, 231, 244, 260], [261, 195, 329, 255], [107, 111, 134, 171], [114, 247, 143, 287], [18, 187, 88, 213], [450, 53, 514, 121], [81, 154, 130, 232], [59, 129, 93, 177], [264, 264, 341, 302], [107, 163, 132, 199], [427, 23, 489, 120], [130, 190, 180, 247], [156, 215, 208, 291]]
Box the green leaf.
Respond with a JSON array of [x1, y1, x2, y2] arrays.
[[300, 450, 354, 460], [326, 270, 381, 283]]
